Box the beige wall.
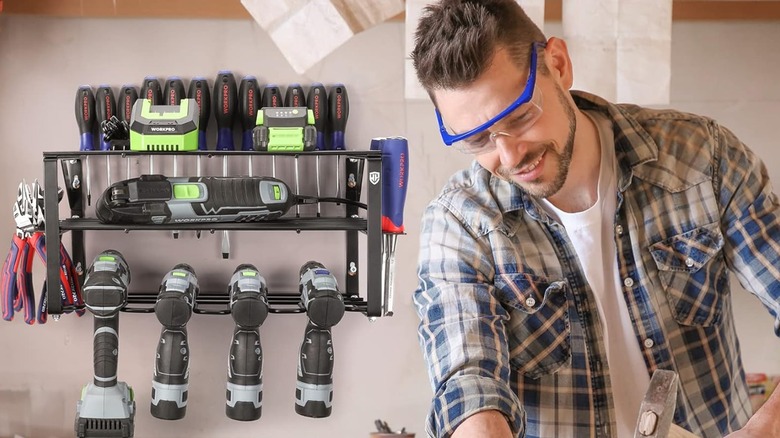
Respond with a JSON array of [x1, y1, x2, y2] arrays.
[[0, 14, 778, 438]]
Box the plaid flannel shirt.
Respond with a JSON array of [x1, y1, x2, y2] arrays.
[[414, 91, 780, 438]]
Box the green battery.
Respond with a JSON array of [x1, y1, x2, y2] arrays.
[[129, 98, 199, 151]]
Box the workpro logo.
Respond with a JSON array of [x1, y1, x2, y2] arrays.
[[369, 172, 380, 185], [150, 127, 176, 132]]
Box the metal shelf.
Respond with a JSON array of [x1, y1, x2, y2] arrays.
[[43, 150, 386, 317]]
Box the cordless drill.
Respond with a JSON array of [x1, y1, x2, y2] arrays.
[[225, 264, 269, 421], [75, 250, 134, 438], [150, 264, 199, 420], [295, 261, 345, 418]]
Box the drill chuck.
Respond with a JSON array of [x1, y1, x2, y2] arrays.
[[151, 264, 199, 420], [226, 264, 269, 421]]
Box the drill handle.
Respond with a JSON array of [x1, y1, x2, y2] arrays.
[[93, 315, 119, 387]]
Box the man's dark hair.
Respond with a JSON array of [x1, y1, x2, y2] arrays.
[[411, 0, 547, 93]]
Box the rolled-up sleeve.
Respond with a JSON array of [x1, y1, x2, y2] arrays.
[[414, 201, 525, 437]]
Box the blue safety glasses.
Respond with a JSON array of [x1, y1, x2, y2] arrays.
[[436, 42, 545, 154]]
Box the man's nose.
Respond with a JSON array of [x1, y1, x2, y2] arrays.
[[493, 132, 526, 168]]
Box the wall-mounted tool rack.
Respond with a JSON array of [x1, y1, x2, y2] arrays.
[[42, 150, 390, 318]]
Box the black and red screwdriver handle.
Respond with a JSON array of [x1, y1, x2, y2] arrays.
[[328, 84, 349, 150], [261, 84, 282, 109], [94, 85, 116, 151], [118, 85, 139, 125], [238, 76, 260, 151], [141, 76, 163, 105], [285, 84, 306, 108], [188, 77, 211, 151], [307, 83, 328, 150], [164, 77, 187, 106], [213, 71, 237, 151], [75, 86, 96, 152]]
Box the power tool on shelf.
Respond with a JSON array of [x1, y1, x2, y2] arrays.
[[96, 175, 296, 225], [225, 264, 269, 421], [295, 261, 345, 418], [150, 264, 199, 420], [75, 250, 134, 438]]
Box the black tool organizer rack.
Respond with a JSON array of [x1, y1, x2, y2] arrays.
[[42, 150, 386, 318]]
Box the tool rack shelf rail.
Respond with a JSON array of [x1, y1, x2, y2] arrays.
[[42, 150, 386, 317]]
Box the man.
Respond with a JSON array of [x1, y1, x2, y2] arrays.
[[410, 1, 780, 437]]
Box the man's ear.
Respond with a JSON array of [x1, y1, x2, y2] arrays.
[[544, 37, 574, 89]]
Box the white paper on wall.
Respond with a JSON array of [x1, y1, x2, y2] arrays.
[[562, 0, 671, 105], [241, 0, 405, 74], [517, 0, 546, 33]]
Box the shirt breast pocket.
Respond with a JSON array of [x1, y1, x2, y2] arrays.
[[495, 273, 571, 379], [649, 223, 728, 327]]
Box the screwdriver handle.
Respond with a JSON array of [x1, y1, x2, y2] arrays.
[[213, 71, 237, 151], [307, 83, 328, 151], [238, 76, 260, 151], [140, 76, 163, 105], [75, 86, 96, 151], [94, 85, 116, 151], [328, 84, 349, 150], [164, 77, 187, 106], [118, 85, 139, 124], [371, 137, 409, 234], [261, 84, 282, 108], [285, 83, 306, 108], [188, 77, 211, 151]]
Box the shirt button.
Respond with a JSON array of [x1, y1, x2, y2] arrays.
[[525, 297, 536, 307], [623, 277, 634, 288], [685, 257, 695, 268], [615, 224, 624, 236], [644, 338, 655, 349]]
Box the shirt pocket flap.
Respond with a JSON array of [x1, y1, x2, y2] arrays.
[[494, 273, 567, 313], [649, 223, 724, 273]]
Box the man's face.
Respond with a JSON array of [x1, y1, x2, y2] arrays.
[[433, 47, 577, 199]]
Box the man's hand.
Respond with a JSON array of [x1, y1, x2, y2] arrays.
[[452, 410, 513, 438], [725, 386, 780, 437]]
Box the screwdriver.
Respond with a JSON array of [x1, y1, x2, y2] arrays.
[[188, 77, 211, 153], [261, 84, 282, 177], [371, 137, 409, 316], [164, 77, 187, 240], [118, 85, 139, 179], [188, 77, 210, 239], [214, 71, 237, 259], [238, 75, 260, 180], [285, 84, 307, 217], [95, 85, 116, 190], [307, 83, 328, 216], [75, 86, 96, 206], [141, 76, 163, 174], [328, 84, 349, 199]]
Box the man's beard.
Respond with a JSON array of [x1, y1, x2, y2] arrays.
[[498, 84, 576, 199]]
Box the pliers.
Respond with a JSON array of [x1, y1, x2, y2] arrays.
[[1, 181, 83, 324]]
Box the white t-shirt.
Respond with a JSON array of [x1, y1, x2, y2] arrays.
[[542, 110, 650, 437]]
